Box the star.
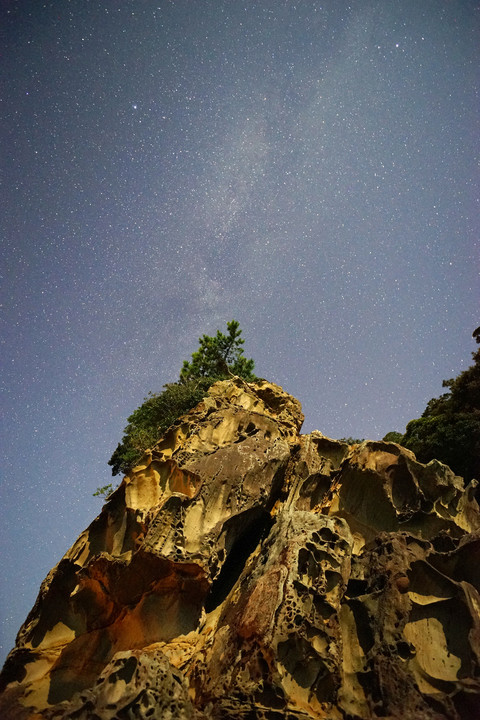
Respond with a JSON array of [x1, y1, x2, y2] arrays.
[[1, 0, 477, 669]]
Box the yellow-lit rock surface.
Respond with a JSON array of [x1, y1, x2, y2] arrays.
[[1, 378, 480, 719]]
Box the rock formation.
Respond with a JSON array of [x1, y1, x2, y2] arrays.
[[1, 378, 480, 719]]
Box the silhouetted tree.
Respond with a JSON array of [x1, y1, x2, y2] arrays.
[[401, 334, 480, 483]]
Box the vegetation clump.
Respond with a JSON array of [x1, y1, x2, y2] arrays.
[[108, 378, 215, 476], [93, 483, 113, 499], [400, 343, 480, 483], [385, 329, 480, 483], [107, 321, 256, 477], [382, 431, 404, 444], [102, 322, 480, 494]]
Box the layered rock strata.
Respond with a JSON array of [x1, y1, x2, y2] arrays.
[[1, 378, 480, 719]]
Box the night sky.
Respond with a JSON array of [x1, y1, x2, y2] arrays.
[[1, 0, 478, 664]]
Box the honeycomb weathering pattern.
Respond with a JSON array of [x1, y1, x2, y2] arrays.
[[1, 378, 480, 719]]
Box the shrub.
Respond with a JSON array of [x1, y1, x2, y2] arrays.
[[108, 378, 215, 476], [401, 343, 480, 482], [382, 431, 404, 444], [107, 321, 256, 478]]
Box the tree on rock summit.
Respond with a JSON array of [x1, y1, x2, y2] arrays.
[[180, 320, 256, 382], [106, 321, 255, 479]]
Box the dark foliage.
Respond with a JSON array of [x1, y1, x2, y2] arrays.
[[401, 346, 480, 482], [382, 431, 404, 444], [108, 321, 256, 477], [108, 378, 215, 476]]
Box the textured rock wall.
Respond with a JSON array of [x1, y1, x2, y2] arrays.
[[1, 378, 480, 719]]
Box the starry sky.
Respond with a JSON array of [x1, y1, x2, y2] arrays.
[[1, 0, 478, 664]]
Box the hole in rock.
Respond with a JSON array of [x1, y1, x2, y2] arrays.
[[204, 508, 273, 613], [371, 574, 387, 591], [420, 498, 434, 513], [346, 578, 368, 597], [255, 683, 285, 710], [318, 526, 336, 542], [396, 640, 414, 660], [300, 475, 331, 508], [278, 636, 324, 689], [325, 570, 342, 592], [347, 599, 374, 654], [297, 548, 320, 579], [389, 460, 419, 513], [313, 596, 336, 620], [0, 649, 30, 692], [108, 655, 137, 684], [431, 534, 457, 553], [314, 671, 337, 703]]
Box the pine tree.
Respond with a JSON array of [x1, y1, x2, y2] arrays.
[[180, 320, 256, 382], [106, 321, 256, 479]]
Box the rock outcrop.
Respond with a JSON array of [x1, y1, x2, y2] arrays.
[[1, 378, 480, 719]]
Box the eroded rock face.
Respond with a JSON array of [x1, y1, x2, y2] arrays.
[[1, 378, 480, 719]]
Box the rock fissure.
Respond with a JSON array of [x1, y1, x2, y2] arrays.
[[205, 508, 274, 614]]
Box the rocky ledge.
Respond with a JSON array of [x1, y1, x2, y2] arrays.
[[1, 378, 480, 719]]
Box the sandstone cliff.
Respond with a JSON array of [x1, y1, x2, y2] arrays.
[[1, 379, 480, 719]]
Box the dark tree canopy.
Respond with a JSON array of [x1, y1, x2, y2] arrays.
[[107, 321, 256, 478], [382, 431, 403, 444], [401, 344, 480, 483]]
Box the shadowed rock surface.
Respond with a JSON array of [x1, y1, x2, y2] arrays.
[[1, 378, 480, 719]]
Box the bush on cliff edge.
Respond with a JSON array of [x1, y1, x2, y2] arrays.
[[401, 344, 480, 483], [384, 330, 480, 483], [108, 378, 215, 476], [107, 321, 256, 478]]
